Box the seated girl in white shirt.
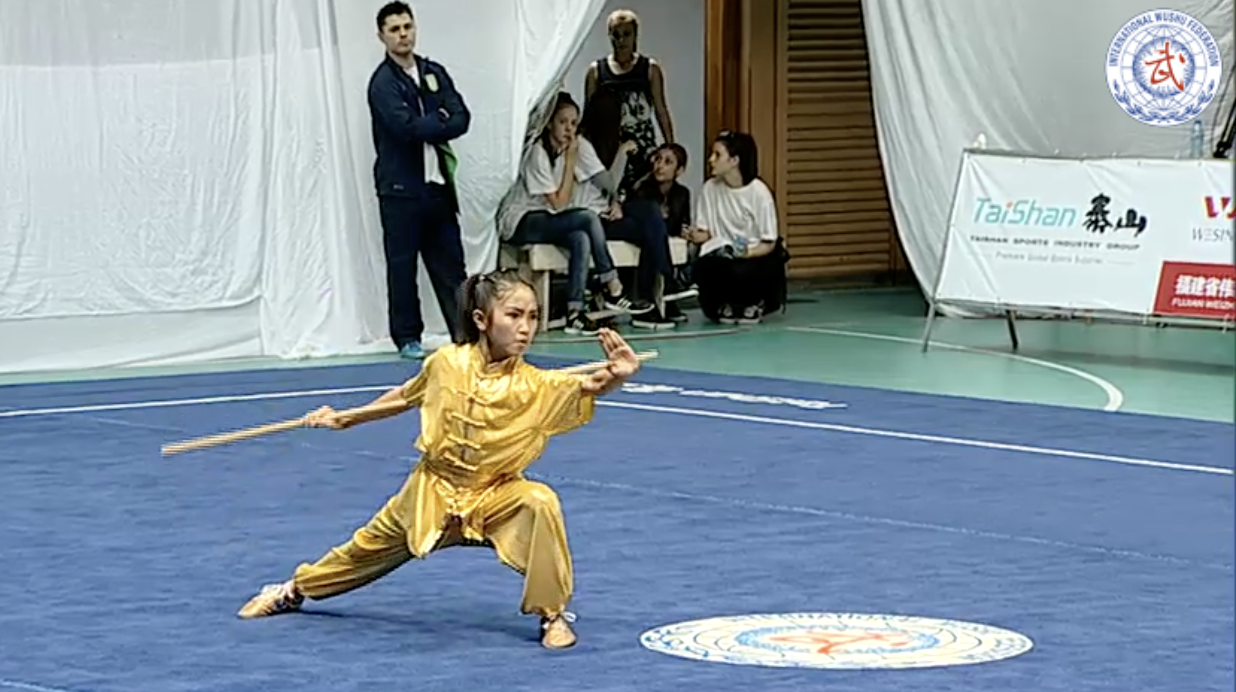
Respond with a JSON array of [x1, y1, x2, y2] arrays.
[[496, 92, 648, 334], [685, 131, 788, 324]]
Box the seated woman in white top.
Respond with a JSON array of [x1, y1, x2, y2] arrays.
[[685, 131, 787, 324], [496, 91, 649, 334]]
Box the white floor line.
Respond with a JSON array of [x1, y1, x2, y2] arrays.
[[546, 327, 744, 343], [0, 680, 79, 692], [789, 326, 1126, 412], [1, 384, 1229, 476], [602, 401, 1231, 476], [0, 386, 391, 418]]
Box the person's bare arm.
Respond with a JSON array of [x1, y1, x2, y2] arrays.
[[741, 182, 780, 259], [585, 62, 599, 104], [745, 241, 775, 258], [594, 141, 635, 206], [305, 386, 408, 430], [649, 60, 675, 143], [607, 142, 634, 190], [685, 226, 711, 246], [304, 358, 434, 429], [545, 140, 580, 210]]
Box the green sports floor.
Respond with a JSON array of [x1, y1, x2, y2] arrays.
[[2, 286, 1232, 424]]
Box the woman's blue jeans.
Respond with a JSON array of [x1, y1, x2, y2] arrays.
[[510, 208, 618, 313]]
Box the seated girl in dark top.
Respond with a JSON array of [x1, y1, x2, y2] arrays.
[[625, 143, 697, 326]]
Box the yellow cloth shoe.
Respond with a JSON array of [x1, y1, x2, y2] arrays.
[[540, 612, 577, 649], [237, 583, 304, 619]]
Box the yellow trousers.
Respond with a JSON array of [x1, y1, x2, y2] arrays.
[[292, 478, 573, 619]]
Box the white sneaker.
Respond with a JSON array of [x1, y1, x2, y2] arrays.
[[737, 305, 764, 325]]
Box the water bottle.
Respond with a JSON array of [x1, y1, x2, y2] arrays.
[[1190, 119, 1205, 158], [733, 236, 748, 257]]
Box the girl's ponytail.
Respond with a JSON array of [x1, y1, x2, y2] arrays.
[[454, 269, 538, 345], [455, 273, 486, 345]]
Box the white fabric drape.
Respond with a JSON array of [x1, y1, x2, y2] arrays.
[[0, 0, 604, 373], [861, 0, 1235, 310]]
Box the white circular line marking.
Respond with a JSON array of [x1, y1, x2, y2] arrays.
[[788, 326, 1125, 412]]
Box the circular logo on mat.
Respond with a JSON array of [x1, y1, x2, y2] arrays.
[[639, 612, 1034, 670], [1105, 9, 1222, 127]]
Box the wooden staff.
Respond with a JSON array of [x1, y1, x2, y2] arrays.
[[160, 350, 658, 457]]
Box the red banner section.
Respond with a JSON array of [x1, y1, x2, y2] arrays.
[[1153, 262, 1236, 320]]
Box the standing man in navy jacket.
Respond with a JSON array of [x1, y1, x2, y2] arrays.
[[369, 1, 470, 359]]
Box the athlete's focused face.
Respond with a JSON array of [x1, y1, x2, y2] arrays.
[[475, 285, 538, 360]]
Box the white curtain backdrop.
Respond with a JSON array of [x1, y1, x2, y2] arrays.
[[862, 0, 1235, 309], [0, 0, 604, 374]]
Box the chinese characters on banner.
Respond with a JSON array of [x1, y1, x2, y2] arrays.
[[1085, 193, 1148, 235], [1144, 39, 1188, 92], [1154, 262, 1236, 319]]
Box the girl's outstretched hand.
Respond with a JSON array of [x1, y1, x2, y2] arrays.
[[599, 328, 639, 378], [305, 405, 344, 429]]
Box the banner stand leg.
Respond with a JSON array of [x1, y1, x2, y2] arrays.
[[1004, 310, 1020, 351], [920, 301, 939, 352], [922, 305, 1021, 352]]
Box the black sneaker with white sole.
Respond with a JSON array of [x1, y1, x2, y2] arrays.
[[605, 294, 654, 315], [564, 312, 601, 335], [664, 301, 688, 324], [632, 308, 677, 330], [661, 280, 699, 303]]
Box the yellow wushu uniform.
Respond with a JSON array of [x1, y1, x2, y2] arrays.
[[293, 343, 596, 619]]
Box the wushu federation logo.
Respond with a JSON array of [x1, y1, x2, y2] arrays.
[[1106, 9, 1223, 127], [640, 612, 1035, 670]]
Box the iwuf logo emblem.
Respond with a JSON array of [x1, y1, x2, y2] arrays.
[[1106, 9, 1223, 127], [639, 612, 1035, 670]]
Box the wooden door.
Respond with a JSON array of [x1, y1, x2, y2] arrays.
[[706, 0, 908, 280]]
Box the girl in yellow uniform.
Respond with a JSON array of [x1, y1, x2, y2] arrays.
[[236, 269, 642, 649]]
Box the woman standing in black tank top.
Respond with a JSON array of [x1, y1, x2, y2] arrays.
[[584, 9, 676, 198]]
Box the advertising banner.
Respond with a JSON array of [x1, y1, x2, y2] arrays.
[[935, 152, 1234, 321]]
